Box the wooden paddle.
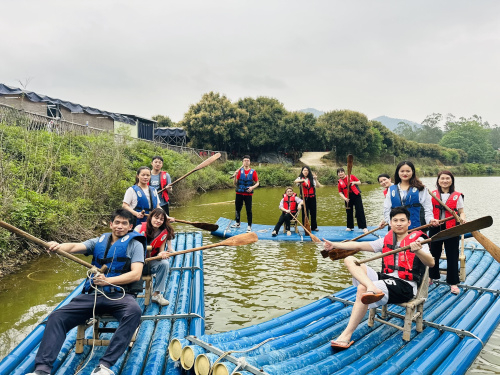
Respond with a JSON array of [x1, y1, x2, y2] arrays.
[[0, 220, 107, 273], [145, 232, 258, 262], [323, 216, 455, 261], [428, 189, 500, 263], [290, 212, 321, 243], [158, 152, 221, 193], [198, 200, 235, 206], [355, 216, 493, 266], [301, 184, 311, 234], [345, 154, 354, 209], [229, 164, 244, 179], [174, 219, 219, 232]]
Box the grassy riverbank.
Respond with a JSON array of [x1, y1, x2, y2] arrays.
[[1, 124, 500, 276]]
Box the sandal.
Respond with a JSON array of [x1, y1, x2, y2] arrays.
[[450, 285, 460, 295], [331, 339, 354, 350], [361, 291, 385, 305]]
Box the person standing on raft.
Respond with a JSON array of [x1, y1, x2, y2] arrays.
[[232, 155, 259, 232], [27, 209, 146, 375], [150, 155, 172, 215], [323, 207, 435, 350], [122, 166, 160, 226], [295, 166, 319, 231], [135, 207, 175, 306], [429, 170, 466, 295], [337, 167, 368, 233], [377, 173, 393, 229], [271, 187, 303, 236], [384, 160, 439, 231]]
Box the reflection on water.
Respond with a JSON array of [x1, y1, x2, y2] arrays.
[[1, 177, 499, 373]]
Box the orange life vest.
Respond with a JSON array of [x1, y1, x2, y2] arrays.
[[301, 179, 315, 198], [283, 193, 298, 214], [338, 176, 360, 197]]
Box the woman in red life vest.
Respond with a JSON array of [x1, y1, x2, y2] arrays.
[[294, 166, 319, 231], [134, 208, 175, 306], [337, 167, 368, 233], [429, 171, 466, 294], [271, 187, 303, 236]]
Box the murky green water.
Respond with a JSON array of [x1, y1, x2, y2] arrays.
[[1, 177, 499, 373]]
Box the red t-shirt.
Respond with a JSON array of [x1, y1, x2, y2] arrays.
[[236, 169, 259, 196]]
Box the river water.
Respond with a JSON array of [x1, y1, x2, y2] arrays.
[[1, 176, 499, 373]]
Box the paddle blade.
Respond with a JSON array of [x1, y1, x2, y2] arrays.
[[328, 249, 359, 261], [432, 216, 493, 242], [347, 154, 354, 174], [195, 152, 221, 171], [191, 222, 219, 231], [220, 232, 258, 246], [309, 231, 321, 243], [472, 231, 500, 263]]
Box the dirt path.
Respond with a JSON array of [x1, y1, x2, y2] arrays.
[[299, 151, 330, 167]]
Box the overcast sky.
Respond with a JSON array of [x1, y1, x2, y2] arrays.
[[2, 1, 500, 125]]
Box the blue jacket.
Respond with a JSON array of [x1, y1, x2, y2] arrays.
[[389, 185, 423, 229]]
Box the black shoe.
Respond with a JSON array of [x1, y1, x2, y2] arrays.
[[271, 230, 277, 237]]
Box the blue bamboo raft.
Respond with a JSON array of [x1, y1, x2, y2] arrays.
[[212, 217, 387, 242], [0, 232, 205, 375], [175, 241, 500, 375]]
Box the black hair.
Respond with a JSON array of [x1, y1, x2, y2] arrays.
[[152, 155, 164, 162], [135, 166, 151, 185], [377, 173, 391, 181], [394, 160, 425, 191], [242, 155, 251, 160], [145, 208, 175, 241], [389, 206, 411, 220], [336, 167, 345, 174], [299, 166, 314, 185], [436, 170, 456, 194], [111, 208, 135, 225]]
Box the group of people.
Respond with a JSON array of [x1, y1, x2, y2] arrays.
[[27, 156, 468, 374], [325, 160, 466, 349]]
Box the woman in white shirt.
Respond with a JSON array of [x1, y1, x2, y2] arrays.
[[429, 171, 466, 294], [122, 166, 160, 225]]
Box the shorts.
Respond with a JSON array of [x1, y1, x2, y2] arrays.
[[352, 266, 415, 309]]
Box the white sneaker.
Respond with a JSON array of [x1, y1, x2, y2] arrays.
[[152, 294, 170, 306], [246, 226, 252, 232], [231, 223, 240, 228], [91, 364, 115, 375]]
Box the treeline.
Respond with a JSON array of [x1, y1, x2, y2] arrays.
[[163, 92, 469, 164], [395, 113, 500, 163]]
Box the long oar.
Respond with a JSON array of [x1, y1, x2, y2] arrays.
[[174, 219, 219, 232], [229, 164, 244, 179], [0, 220, 107, 273], [301, 185, 311, 234], [355, 216, 493, 266], [290, 212, 321, 243], [428, 189, 500, 263], [145, 232, 258, 262], [322, 216, 455, 261], [158, 152, 221, 192], [198, 200, 235, 206], [345, 154, 354, 209]]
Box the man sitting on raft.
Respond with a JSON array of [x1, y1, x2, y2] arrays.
[[323, 207, 435, 349]]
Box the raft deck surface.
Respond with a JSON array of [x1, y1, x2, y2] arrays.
[[212, 217, 387, 241], [179, 241, 500, 375], [0, 232, 205, 375]]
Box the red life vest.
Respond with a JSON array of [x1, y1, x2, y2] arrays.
[[139, 222, 170, 257], [301, 179, 315, 198], [382, 230, 427, 286], [338, 176, 360, 196], [159, 171, 170, 203], [283, 193, 298, 214], [432, 190, 462, 229]]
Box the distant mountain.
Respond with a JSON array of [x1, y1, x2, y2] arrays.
[[299, 108, 324, 118], [372, 116, 421, 131]]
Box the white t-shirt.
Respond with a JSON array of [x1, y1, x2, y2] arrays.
[[123, 186, 160, 210], [369, 236, 430, 295]]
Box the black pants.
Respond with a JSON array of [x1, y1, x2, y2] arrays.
[[345, 192, 367, 229], [429, 225, 460, 285], [274, 212, 295, 232], [302, 196, 318, 230], [235, 194, 253, 226], [34, 293, 141, 374], [160, 203, 170, 216]]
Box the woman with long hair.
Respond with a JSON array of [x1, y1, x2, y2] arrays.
[[123, 166, 160, 225], [295, 166, 319, 231], [135, 207, 175, 305], [383, 161, 439, 230], [429, 171, 465, 294]]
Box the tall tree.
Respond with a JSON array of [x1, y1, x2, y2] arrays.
[[180, 92, 249, 151]]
